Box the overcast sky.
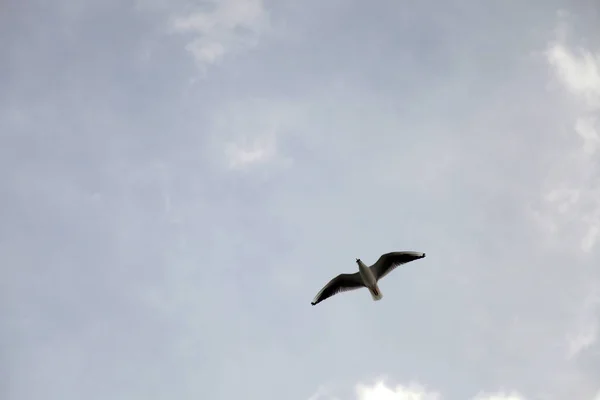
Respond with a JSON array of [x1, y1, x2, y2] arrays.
[[2, 1, 600, 399]]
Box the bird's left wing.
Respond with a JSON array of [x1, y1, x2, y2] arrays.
[[370, 251, 425, 281], [311, 273, 364, 306]]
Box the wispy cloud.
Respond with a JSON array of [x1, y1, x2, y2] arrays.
[[566, 285, 600, 359], [169, 0, 270, 69], [308, 385, 337, 400], [534, 27, 600, 253], [224, 133, 278, 170], [207, 98, 300, 171]]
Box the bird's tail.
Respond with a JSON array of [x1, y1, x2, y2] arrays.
[[368, 284, 383, 301]]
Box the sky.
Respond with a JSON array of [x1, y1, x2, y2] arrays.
[[1, 0, 600, 399]]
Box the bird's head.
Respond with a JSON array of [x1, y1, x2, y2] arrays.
[[355, 258, 360, 263]]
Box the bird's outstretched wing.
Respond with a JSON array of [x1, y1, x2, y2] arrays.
[[311, 273, 365, 306], [370, 251, 425, 281]]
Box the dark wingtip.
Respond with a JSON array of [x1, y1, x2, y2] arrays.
[[311, 302, 316, 306]]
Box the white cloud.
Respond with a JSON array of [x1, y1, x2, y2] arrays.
[[546, 43, 600, 108], [169, 0, 270, 68], [472, 393, 526, 400], [355, 381, 441, 400], [535, 35, 600, 253], [311, 380, 527, 400]]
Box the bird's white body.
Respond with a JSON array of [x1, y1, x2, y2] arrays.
[[357, 259, 383, 301]]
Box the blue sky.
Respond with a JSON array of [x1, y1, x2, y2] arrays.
[[2, 1, 600, 399]]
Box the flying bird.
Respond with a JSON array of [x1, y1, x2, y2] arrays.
[[310, 251, 426, 306]]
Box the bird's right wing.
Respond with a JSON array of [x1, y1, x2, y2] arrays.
[[311, 273, 365, 306]]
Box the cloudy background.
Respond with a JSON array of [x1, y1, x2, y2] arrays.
[[2, 0, 600, 399]]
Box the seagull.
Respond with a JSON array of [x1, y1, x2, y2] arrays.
[[310, 251, 426, 306]]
